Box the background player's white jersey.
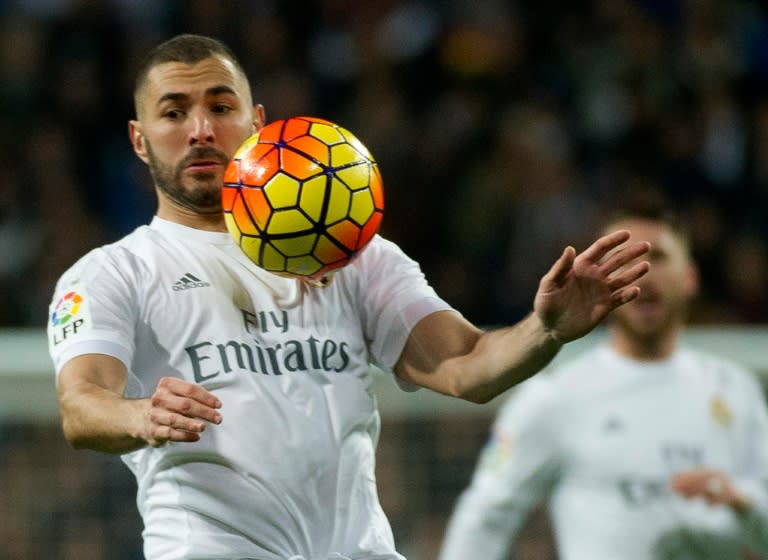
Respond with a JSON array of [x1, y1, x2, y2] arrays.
[[48, 217, 454, 560], [440, 344, 768, 560]]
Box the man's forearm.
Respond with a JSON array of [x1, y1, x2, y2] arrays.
[[59, 383, 150, 454], [453, 313, 562, 403]]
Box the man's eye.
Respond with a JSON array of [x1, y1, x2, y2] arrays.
[[212, 105, 232, 114], [164, 109, 184, 119]]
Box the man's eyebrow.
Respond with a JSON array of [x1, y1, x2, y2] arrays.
[[207, 85, 237, 97], [156, 92, 188, 106], [155, 86, 237, 107]]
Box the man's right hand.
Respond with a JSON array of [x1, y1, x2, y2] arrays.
[[144, 376, 223, 446], [57, 354, 223, 454]]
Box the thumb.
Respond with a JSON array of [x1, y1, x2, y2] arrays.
[[542, 246, 576, 289]]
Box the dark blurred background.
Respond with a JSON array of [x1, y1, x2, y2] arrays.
[[0, 0, 766, 558], [3, 0, 768, 329]]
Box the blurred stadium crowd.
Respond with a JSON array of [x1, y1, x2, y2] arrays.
[[2, 0, 768, 329], [1, 0, 768, 558]]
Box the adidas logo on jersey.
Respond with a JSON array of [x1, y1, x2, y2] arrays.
[[172, 272, 211, 291]]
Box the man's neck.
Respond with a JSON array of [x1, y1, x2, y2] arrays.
[[155, 206, 228, 232], [611, 332, 678, 362]]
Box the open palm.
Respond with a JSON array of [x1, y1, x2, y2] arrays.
[[534, 230, 650, 343]]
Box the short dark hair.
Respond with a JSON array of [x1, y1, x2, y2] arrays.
[[602, 195, 691, 253], [133, 34, 248, 114]]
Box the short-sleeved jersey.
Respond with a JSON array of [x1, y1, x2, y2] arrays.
[[48, 217, 455, 560], [439, 344, 768, 560]]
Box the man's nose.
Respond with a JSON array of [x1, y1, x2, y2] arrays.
[[189, 110, 214, 145]]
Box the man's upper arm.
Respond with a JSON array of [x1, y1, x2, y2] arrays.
[[55, 353, 152, 453], [57, 354, 130, 400]]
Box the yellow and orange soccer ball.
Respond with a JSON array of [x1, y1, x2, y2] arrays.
[[222, 116, 384, 281]]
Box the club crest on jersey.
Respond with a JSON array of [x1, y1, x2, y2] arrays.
[[710, 395, 733, 427], [50, 290, 90, 345]]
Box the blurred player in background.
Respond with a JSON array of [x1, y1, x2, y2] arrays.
[[439, 202, 768, 560], [46, 33, 649, 560]]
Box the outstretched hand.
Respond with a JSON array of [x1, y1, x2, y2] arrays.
[[533, 230, 650, 343]]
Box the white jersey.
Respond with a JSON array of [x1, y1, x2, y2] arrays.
[[48, 217, 454, 560], [440, 344, 768, 560]]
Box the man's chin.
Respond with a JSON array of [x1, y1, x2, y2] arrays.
[[182, 196, 223, 214], [182, 181, 224, 213], [626, 315, 674, 339], [174, 194, 223, 215], [615, 308, 667, 332], [196, 205, 224, 215]]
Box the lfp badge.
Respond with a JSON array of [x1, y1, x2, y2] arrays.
[[51, 291, 83, 326], [51, 291, 88, 345]]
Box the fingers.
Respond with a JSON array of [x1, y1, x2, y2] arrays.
[[541, 246, 576, 289], [579, 230, 651, 272], [158, 376, 222, 411], [670, 469, 733, 504], [578, 230, 632, 263], [670, 470, 704, 496], [607, 261, 651, 292], [147, 377, 223, 446], [577, 230, 650, 300], [146, 418, 214, 446], [610, 286, 641, 307], [599, 241, 651, 276]]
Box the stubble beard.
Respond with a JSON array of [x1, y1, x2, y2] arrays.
[[146, 140, 229, 215], [613, 299, 686, 348]]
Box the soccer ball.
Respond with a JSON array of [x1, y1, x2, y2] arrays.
[[222, 116, 384, 281]]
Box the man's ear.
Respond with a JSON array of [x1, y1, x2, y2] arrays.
[[253, 104, 266, 133], [128, 120, 149, 164], [685, 262, 700, 299]]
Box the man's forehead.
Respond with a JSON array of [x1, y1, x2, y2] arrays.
[[605, 217, 666, 236], [136, 55, 251, 118], [607, 217, 687, 253], [145, 56, 245, 94]]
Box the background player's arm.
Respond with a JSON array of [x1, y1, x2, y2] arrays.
[[672, 468, 768, 556], [672, 374, 768, 555], [439, 380, 560, 560], [57, 354, 222, 454], [396, 230, 649, 402]]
